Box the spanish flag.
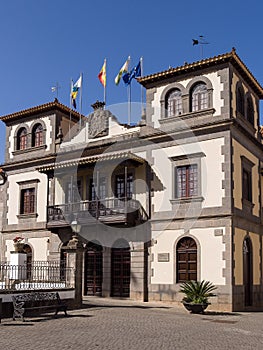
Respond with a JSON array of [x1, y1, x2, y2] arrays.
[[98, 59, 106, 87]]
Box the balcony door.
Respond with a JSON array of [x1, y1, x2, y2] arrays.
[[89, 177, 106, 201], [115, 174, 133, 199]]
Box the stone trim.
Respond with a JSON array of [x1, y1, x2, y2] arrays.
[[16, 179, 39, 219], [13, 123, 30, 152], [171, 152, 205, 201], [146, 88, 156, 127], [160, 82, 186, 119], [12, 144, 47, 156], [17, 213, 38, 219], [217, 68, 230, 119], [173, 233, 201, 283]]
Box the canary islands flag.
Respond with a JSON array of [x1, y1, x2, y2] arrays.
[[115, 57, 130, 85], [71, 75, 82, 109]]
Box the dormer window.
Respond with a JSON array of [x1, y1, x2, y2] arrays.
[[191, 83, 208, 112], [32, 124, 43, 147], [166, 89, 183, 117], [17, 128, 27, 150]]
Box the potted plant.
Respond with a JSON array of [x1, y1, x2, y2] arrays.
[[13, 236, 25, 253], [180, 280, 217, 314]]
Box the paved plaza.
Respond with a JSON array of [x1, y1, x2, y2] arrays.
[[1, 297, 263, 350]]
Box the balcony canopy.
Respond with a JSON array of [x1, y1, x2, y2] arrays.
[[37, 151, 145, 172]]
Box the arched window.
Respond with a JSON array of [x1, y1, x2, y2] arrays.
[[17, 127, 27, 150], [237, 86, 245, 115], [176, 237, 197, 283], [246, 96, 254, 125], [32, 124, 43, 147], [191, 83, 208, 112], [166, 89, 182, 117]]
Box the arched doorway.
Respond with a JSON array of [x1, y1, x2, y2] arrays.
[[111, 240, 130, 297], [23, 244, 32, 279], [60, 241, 68, 281], [176, 236, 197, 283], [85, 242, 103, 296], [243, 237, 253, 306]]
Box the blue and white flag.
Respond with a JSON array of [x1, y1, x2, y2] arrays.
[[122, 60, 141, 86]]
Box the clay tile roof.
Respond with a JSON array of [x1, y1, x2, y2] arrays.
[[0, 99, 85, 123], [137, 48, 263, 98]]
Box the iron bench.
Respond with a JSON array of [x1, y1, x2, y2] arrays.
[[12, 292, 68, 321]]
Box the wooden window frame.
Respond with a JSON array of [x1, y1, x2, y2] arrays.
[[191, 83, 208, 112], [17, 179, 39, 219]]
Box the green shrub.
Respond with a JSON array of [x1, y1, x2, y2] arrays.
[[180, 280, 217, 304]]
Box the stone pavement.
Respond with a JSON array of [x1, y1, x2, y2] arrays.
[[1, 297, 263, 350]]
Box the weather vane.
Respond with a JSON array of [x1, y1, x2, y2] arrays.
[[192, 35, 209, 59], [51, 82, 61, 99]]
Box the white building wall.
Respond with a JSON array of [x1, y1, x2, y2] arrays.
[[151, 137, 225, 212], [151, 227, 226, 286], [151, 71, 224, 128], [60, 115, 140, 148], [5, 237, 49, 261], [9, 115, 53, 159], [7, 171, 48, 225]]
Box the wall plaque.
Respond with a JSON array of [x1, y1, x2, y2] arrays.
[[158, 253, 170, 262]]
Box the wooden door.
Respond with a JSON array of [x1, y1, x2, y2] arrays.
[[85, 243, 103, 296], [111, 248, 130, 297]]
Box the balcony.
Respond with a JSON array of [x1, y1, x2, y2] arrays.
[[47, 197, 148, 228]]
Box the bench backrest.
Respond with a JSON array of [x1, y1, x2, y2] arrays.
[[12, 292, 61, 306]]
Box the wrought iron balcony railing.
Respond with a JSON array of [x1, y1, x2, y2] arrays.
[[47, 197, 148, 227]]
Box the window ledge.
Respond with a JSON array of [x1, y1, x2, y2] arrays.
[[242, 198, 254, 213], [235, 113, 256, 134], [160, 108, 215, 124], [170, 196, 204, 204], [17, 213, 38, 219], [12, 145, 47, 155]]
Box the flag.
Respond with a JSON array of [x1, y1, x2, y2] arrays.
[[115, 57, 130, 85], [71, 75, 82, 108], [98, 60, 106, 87], [122, 60, 141, 86]]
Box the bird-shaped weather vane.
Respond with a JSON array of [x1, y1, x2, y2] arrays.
[[192, 35, 210, 59]]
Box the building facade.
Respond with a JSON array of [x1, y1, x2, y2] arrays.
[[1, 49, 263, 311]]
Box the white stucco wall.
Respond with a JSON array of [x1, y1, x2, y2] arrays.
[[7, 171, 48, 224], [151, 71, 225, 128], [60, 115, 140, 148], [9, 115, 53, 159], [151, 137, 225, 212], [6, 237, 49, 261], [151, 227, 226, 286]]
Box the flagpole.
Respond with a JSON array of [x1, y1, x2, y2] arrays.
[[127, 57, 131, 125], [69, 79, 73, 139], [79, 72, 83, 128], [128, 83, 131, 125], [140, 57, 144, 117], [104, 58, 106, 107]]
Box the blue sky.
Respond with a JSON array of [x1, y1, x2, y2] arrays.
[[0, 0, 263, 163]]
